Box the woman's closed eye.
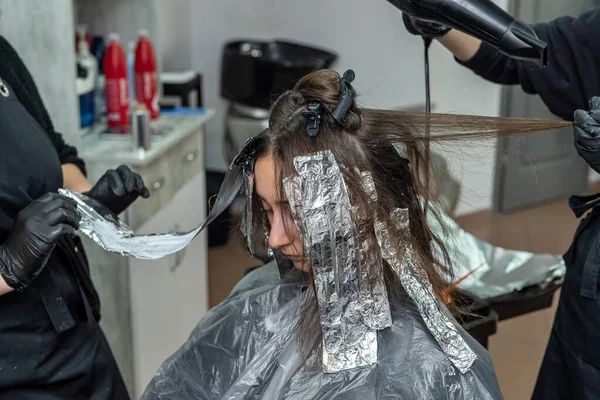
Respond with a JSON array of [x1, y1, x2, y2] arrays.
[[260, 199, 273, 214]]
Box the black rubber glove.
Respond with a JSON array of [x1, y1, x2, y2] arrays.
[[84, 165, 150, 215], [402, 13, 451, 38], [0, 193, 80, 291], [574, 96, 600, 173]]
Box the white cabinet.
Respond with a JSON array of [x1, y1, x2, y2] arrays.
[[80, 115, 213, 398], [128, 171, 208, 397]]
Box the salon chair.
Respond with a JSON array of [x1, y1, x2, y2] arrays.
[[221, 39, 337, 164]]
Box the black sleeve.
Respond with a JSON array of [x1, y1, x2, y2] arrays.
[[0, 36, 87, 175], [456, 7, 600, 121]]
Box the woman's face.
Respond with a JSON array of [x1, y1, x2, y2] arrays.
[[254, 155, 307, 271]]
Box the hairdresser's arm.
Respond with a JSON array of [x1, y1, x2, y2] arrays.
[[0, 277, 12, 296], [442, 7, 600, 121], [437, 30, 482, 63], [62, 164, 93, 193]]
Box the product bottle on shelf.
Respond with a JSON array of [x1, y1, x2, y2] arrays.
[[134, 29, 159, 120], [76, 36, 98, 128], [103, 33, 130, 130], [91, 36, 107, 121]]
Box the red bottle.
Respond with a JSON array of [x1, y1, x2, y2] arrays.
[[134, 30, 159, 120], [103, 34, 130, 129]]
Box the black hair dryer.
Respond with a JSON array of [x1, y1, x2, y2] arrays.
[[387, 0, 548, 66]]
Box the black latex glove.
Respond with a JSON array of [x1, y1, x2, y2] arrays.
[[574, 96, 600, 173], [84, 165, 150, 215], [0, 193, 80, 291], [402, 13, 451, 38]]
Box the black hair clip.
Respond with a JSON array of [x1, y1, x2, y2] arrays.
[[331, 69, 355, 124], [302, 102, 324, 138]]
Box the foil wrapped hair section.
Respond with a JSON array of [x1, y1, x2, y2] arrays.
[[292, 151, 378, 372], [375, 208, 477, 374], [287, 151, 400, 372], [240, 171, 255, 255], [355, 171, 392, 331]]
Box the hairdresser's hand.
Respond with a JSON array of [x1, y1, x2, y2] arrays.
[[574, 97, 600, 173], [0, 193, 80, 291], [84, 165, 150, 215], [402, 13, 450, 38]]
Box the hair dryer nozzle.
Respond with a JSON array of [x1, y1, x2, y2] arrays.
[[501, 21, 547, 66]]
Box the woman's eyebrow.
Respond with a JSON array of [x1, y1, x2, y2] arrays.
[[255, 194, 288, 206]]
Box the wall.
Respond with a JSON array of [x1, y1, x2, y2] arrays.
[[156, 0, 193, 72], [181, 0, 508, 215], [0, 0, 80, 149], [76, 0, 159, 56], [166, 0, 599, 216]]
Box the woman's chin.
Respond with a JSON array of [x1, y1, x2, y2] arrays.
[[292, 259, 309, 272]]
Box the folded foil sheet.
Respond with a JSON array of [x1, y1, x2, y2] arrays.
[[356, 171, 392, 331], [59, 189, 201, 260], [240, 172, 255, 255], [292, 150, 378, 373], [426, 204, 565, 298], [375, 208, 477, 374]]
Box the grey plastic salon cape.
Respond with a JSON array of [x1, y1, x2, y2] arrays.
[[141, 262, 503, 400]]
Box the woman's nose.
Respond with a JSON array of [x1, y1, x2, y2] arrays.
[[268, 213, 291, 249]]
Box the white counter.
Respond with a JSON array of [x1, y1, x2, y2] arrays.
[[80, 110, 215, 167]]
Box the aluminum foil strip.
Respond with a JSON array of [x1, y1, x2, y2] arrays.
[[356, 171, 392, 331], [240, 172, 255, 255], [59, 189, 200, 260], [425, 203, 566, 299], [61, 139, 258, 261], [374, 208, 477, 374], [293, 150, 377, 373]]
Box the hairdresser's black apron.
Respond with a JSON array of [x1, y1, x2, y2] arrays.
[[532, 192, 600, 400], [0, 79, 129, 400]]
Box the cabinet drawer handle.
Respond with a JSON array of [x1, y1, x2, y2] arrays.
[[183, 151, 198, 163], [150, 177, 166, 192]]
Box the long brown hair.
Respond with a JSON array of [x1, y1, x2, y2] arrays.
[[249, 69, 571, 356]]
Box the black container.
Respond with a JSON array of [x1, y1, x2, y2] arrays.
[[221, 39, 337, 109], [488, 279, 562, 321], [452, 290, 499, 349]]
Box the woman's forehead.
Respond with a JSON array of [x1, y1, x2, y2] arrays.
[[254, 156, 277, 198]]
